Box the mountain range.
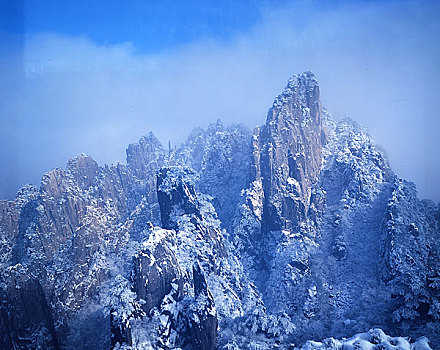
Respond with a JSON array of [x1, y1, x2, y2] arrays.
[[0, 72, 438, 349]]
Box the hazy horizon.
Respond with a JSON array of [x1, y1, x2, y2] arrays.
[[1, 0, 439, 201]]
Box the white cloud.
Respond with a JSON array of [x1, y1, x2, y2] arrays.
[[2, 0, 439, 201]]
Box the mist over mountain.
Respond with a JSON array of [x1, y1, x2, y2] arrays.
[[0, 72, 438, 349], [1, 0, 439, 203]]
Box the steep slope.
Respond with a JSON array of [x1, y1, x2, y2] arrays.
[[381, 177, 440, 341], [232, 73, 327, 294], [227, 73, 439, 347], [298, 117, 395, 340], [171, 120, 252, 230]]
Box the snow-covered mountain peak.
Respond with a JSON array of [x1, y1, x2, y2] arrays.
[[272, 71, 320, 114], [0, 72, 437, 350]]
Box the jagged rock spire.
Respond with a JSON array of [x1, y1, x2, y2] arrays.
[[126, 131, 165, 180], [256, 72, 327, 233], [156, 166, 200, 230]]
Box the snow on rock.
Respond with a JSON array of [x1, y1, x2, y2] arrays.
[[300, 328, 432, 350], [0, 72, 438, 349]]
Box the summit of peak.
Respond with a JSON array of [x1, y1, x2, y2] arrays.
[[138, 131, 163, 148], [271, 71, 320, 113], [286, 71, 318, 88]]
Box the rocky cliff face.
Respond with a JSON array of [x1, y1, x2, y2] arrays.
[[381, 178, 440, 337], [258, 72, 326, 234], [171, 121, 252, 231], [0, 72, 438, 349], [235, 72, 328, 303]]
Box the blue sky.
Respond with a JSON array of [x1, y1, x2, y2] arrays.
[[1, 0, 439, 201], [13, 0, 380, 51], [18, 0, 270, 51]]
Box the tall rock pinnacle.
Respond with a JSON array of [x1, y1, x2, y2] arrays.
[[257, 72, 327, 233]]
